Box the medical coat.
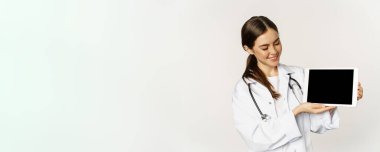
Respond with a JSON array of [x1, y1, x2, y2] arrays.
[[232, 63, 339, 152]]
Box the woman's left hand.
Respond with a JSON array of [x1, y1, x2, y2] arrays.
[[357, 82, 363, 101]]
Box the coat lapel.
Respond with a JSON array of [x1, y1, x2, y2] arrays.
[[277, 64, 296, 113], [278, 73, 290, 101], [244, 64, 296, 118]]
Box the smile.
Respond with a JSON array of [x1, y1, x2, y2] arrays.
[[268, 56, 278, 60]]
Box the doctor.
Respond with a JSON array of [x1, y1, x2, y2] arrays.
[[232, 16, 364, 152]]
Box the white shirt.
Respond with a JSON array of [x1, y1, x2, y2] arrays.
[[232, 63, 339, 152], [268, 76, 288, 117]]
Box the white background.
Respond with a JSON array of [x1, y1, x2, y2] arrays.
[[1, 0, 379, 152]]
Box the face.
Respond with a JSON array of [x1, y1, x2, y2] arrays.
[[244, 28, 282, 69]]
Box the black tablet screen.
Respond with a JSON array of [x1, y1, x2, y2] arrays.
[[307, 69, 354, 104]]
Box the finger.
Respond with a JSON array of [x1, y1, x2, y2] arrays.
[[361, 87, 363, 93], [313, 104, 336, 113], [358, 86, 363, 91], [357, 89, 363, 95], [311, 104, 325, 109], [314, 107, 331, 114], [358, 94, 363, 100], [326, 106, 337, 110], [357, 94, 362, 100], [317, 106, 336, 113], [357, 90, 362, 96]]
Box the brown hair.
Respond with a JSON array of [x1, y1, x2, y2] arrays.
[[241, 16, 281, 100]]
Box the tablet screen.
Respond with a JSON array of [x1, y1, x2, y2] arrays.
[[307, 69, 354, 105]]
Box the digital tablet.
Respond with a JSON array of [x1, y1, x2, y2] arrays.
[[302, 68, 358, 107]]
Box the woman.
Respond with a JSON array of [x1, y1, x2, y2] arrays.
[[232, 16, 364, 152]]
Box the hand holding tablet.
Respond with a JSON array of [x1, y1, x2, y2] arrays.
[[292, 102, 337, 115], [303, 68, 361, 107]]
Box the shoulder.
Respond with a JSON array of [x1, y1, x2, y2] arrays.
[[280, 63, 305, 75], [281, 63, 304, 72], [279, 63, 306, 82], [232, 77, 255, 102], [233, 78, 248, 93]]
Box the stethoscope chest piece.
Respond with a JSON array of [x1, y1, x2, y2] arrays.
[[261, 114, 271, 122]]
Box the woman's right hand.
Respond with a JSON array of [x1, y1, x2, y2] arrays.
[[292, 102, 336, 116]]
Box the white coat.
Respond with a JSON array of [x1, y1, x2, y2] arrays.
[[232, 63, 339, 152]]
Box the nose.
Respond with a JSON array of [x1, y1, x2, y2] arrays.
[[268, 45, 279, 54]]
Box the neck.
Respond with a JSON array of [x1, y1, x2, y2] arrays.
[[257, 63, 278, 77]]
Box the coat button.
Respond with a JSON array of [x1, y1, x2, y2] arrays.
[[269, 102, 272, 104]]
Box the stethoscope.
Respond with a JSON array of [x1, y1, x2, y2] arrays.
[[243, 73, 303, 122]]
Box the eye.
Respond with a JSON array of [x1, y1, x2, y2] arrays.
[[261, 47, 268, 51], [274, 40, 281, 45]]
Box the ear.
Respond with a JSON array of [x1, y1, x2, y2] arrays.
[[243, 45, 255, 55]]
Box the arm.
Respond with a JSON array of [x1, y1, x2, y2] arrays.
[[232, 81, 302, 151], [297, 67, 340, 133], [309, 82, 363, 133], [309, 107, 340, 134]]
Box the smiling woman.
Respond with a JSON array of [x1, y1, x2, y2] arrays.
[[241, 16, 283, 100], [232, 16, 364, 152]]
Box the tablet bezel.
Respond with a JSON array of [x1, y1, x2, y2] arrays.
[[302, 67, 358, 107]]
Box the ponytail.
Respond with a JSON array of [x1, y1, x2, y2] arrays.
[[242, 55, 281, 100]]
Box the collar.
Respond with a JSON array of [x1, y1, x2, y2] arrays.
[[243, 63, 295, 84]]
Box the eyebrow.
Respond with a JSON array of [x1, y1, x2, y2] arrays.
[[258, 37, 280, 47]]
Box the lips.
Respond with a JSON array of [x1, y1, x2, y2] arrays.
[[268, 56, 278, 61]]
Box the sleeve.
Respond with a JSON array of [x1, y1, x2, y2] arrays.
[[297, 66, 340, 134], [309, 108, 340, 134], [232, 80, 302, 151]]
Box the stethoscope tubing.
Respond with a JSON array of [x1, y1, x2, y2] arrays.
[[243, 74, 302, 121]]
